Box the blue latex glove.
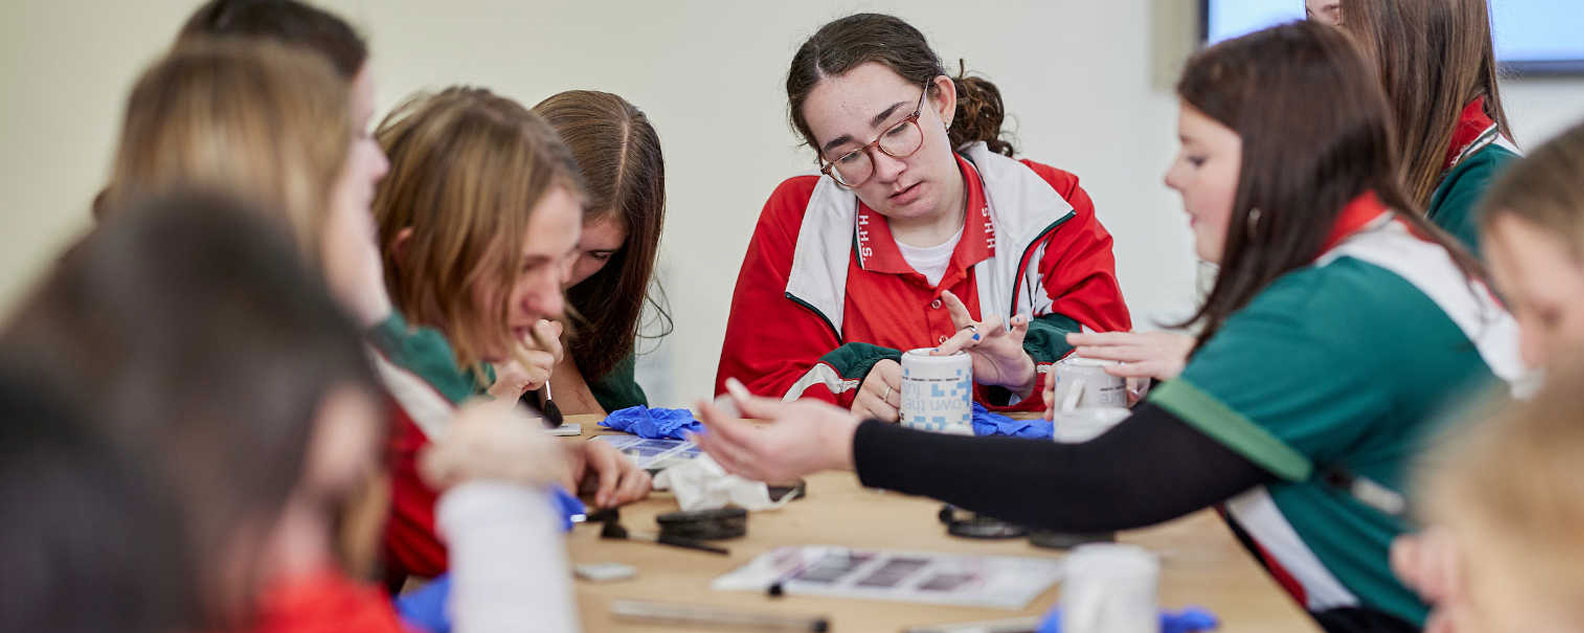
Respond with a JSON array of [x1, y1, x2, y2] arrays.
[[552, 484, 586, 532], [971, 402, 1054, 439], [1035, 605, 1219, 633], [599, 405, 703, 440], [394, 573, 452, 633]]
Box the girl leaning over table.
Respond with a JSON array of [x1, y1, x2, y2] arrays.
[[371, 87, 651, 581], [529, 90, 671, 417], [714, 13, 1131, 422], [696, 22, 1521, 633]]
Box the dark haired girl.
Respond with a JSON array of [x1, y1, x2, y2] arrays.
[[715, 13, 1131, 421], [694, 21, 1523, 633], [530, 89, 671, 416]]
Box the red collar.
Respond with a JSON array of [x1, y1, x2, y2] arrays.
[[854, 154, 994, 282], [1319, 191, 1392, 254], [1443, 97, 1496, 171]]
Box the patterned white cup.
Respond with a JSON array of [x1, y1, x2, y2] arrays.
[[899, 348, 973, 435]]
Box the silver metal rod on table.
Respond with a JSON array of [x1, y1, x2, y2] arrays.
[[609, 599, 830, 632]]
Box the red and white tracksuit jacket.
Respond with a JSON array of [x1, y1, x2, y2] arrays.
[[716, 142, 1131, 412]]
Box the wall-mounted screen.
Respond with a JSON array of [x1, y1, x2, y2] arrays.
[[1202, 0, 1584, 75]]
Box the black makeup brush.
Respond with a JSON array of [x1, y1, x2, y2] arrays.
[[521, 382, 564, 428], [516, 321, 565, 428]]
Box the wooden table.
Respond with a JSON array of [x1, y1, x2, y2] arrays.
[[561, 416, 1319, 632]]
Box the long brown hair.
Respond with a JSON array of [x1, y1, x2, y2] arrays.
[[177, 0, 367, 79], [1339, 0, 1512, 207], [1178, 21, 1479, 346], [786, 13, 1016, 157], [374, 87, 585, 369], [1479, 121, 1584, 257], [99, 39, 351, 262], [532, 90, 672, 380], [2, 193, 379, 628]]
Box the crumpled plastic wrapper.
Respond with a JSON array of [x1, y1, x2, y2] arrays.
[[653, 453, 797, 512]]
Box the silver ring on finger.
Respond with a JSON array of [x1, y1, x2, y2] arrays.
[[880, 384, 892, 401], [960, 324, 978, 334]]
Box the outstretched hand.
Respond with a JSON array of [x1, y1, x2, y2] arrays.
[[933, 290, 1036, 396], [1066, 330, 1194, 381], [692, 378, 861, 484]]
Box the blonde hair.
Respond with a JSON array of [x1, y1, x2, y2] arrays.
[[373, 87, 584, 369], [100, 39, 351, 261], [1480, 121, 1584, 258], [1420, 358, 1584, 619]]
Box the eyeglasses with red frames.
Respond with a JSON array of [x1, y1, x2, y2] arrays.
[[819, 84, 930, 188]]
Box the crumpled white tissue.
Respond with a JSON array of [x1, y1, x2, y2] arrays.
[[653, 453, 797, 512]]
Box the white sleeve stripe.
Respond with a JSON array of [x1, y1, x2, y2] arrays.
[[781, 362, 862, 402], [1226, 487, 1360, 611]]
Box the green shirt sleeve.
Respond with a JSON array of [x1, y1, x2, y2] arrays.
[[1147, 266, 1395, 481], [817, 342, 903, 384], [367, 312, 476, 404], [588, 352, 649, 413], [1022, 313, 1082, 364]]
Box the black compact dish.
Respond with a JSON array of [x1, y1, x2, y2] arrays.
[[938, 504, 1029, 540], [656, 506, 749, 541]]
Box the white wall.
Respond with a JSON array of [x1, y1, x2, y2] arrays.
[[2, 1, 1582, 406]]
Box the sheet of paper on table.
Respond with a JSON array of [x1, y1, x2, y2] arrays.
[[589, 435, 702, 470], [713, 545, 1064, 610]]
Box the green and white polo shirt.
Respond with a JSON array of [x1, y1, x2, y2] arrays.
[[1150, 208, 1522, 626]]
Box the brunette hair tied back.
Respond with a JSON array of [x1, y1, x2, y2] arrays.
[[786, 13, 1016, 159], [951, 58, 1015, 156]]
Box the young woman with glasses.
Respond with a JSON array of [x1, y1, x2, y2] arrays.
[[715, 13, 1131, 420]]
